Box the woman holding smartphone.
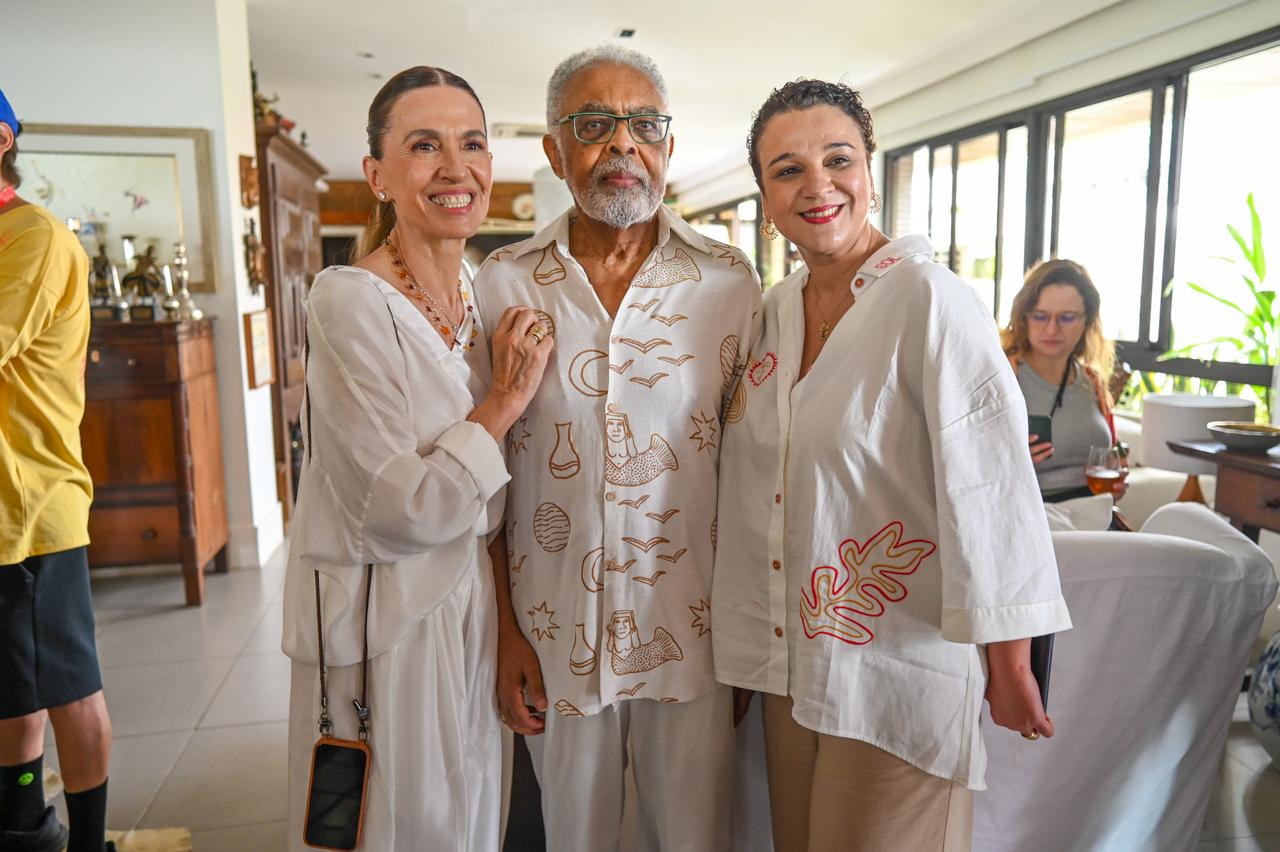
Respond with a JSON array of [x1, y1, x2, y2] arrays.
[[712, 80, 1072, 852], [1002, 259, 1120, 502], [281, 67, 552, 851]]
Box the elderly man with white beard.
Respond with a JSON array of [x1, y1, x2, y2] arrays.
[[474, 46, 761, 852]]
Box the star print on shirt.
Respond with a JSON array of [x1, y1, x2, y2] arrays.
[[689, 598, 711, 637], [508, 417, 532, 454], [528, 601, 560, 641], [689, 411, 719, 453]]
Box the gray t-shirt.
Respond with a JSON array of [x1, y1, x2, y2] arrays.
[[1016, 360, 1112, 496]]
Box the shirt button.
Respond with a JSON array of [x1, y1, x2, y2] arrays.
[[854, 277, 865, 288], [605, 492, 616, 502], [772, 560, 782, 571], [774, 626, 784, 638], [775, 493, 782, 504]]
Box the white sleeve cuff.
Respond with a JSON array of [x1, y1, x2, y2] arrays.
[[942, 597, 1073, 645], [434, 420, 510, 502]]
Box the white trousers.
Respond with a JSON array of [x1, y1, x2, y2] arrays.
[[524, 685, 735, 852], [287, 565, 501, 852]]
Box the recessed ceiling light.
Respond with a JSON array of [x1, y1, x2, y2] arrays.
[[368, 72, 383, 80], [616, 28, 636, 38], [357, 51, 375, 59]]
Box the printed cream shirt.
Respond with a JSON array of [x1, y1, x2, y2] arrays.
[[475, 206, 761, 718], [711, 235, 1072, 789]]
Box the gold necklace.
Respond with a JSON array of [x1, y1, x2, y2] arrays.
[[810, 283, 854, 341], [383, 234, 476, 351]]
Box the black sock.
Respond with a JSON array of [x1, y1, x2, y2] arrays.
[[0, 754, 46, 832], [65, 778, 108, 852]]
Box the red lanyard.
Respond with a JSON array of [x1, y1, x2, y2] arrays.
[[0, 186, 15, 206]]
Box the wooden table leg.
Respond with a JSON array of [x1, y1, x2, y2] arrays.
[[213, 546, 229, 573], [182, 560, 205, 606]]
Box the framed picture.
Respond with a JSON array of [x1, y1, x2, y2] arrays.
[[243, 309, 275, 389], [20, 124, 218, 292]]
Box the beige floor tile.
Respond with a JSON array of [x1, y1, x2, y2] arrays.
[[1201, 754, 1280, 841], [101, 657, 237, 737], [199, 652, 291, 729], [242, 604, 285, 656], [140, 722, 288, 832], [189, 819, 287, 852], [95, 601, 265, 667], [1227, 719, 1280, 774], [41, 730, 192, 832]]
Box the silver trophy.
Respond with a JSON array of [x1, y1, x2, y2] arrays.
[[106, 265, 131, 321], [170, 242, 204, 321], [161, 265, 182, 319]]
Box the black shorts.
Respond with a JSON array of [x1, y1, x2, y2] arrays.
[[0, 546, 103, 719]]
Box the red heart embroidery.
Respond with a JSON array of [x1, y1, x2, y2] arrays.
[[748, 352, 778, 387]]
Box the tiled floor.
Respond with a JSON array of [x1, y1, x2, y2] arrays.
[[34, 547, 1280, 851], [43, 549, 290, 852]]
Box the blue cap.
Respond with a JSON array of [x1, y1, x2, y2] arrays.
[[0, 88, 21, 137]]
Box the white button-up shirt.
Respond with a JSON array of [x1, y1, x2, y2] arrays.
[[283, 266, 509, 668], [712, 235, 1072, 788], [475, 206, 761, 718]]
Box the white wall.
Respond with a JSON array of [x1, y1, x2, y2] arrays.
[[673, 0, 1280, 214], [4, 0, 284, 568]]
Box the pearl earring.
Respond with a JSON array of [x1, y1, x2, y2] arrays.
[[379, 192, 387, 201]]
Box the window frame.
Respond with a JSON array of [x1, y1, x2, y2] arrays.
[[883, 25, 1280, 387]]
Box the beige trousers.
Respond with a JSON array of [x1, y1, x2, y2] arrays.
[[761, 694, 973, 852]]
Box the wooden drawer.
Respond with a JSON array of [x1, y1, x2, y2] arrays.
[[86, 341, 172, 384], [1214, 466, 1280, 532], [88, 505, 182, 567]]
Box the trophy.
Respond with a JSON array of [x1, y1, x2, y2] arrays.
[[100, 265, 131, 321], [170, 242, 204, 321], [122, 240, 165, 321], [161, 265, 182, 319]]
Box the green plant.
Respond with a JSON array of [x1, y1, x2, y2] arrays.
[[1161, 193, 1271, 420]]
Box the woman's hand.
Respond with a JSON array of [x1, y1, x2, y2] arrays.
[[496, 623, 548, 736], [1111, 479, 1129, 501], [470, 306, 554, 442], [985, 638, 1053, 739], [1028, 434, 1054, 464]]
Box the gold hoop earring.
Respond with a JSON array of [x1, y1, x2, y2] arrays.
[[870, 192, 882, 215], [760, 218, 779, 241]]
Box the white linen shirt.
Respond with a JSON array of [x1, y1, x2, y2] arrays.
[[282, 266, 509, 668], [711, 235, 1072, 789], [475, 206, 761, 718]]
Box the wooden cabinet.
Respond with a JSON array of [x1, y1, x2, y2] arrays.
[[82, 320, 229, 605], [256, 124, 326, 523]]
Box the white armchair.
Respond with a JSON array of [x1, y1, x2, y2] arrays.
[[974, 503, 1277, 852]]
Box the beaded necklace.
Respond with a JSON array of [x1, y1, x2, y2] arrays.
[[383, 234, 477, 351]]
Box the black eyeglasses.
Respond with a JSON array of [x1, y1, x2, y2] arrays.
[[551, 112, 673, 145]]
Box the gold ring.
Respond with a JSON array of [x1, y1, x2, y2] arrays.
[[527, 325, 546, 343], [1022, 731, 1039, 741]]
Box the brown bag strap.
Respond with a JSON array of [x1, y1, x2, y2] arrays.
[[304, 319, 374, 741]]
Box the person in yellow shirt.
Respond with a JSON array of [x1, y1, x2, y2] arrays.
[[0, 88, 114, 852]]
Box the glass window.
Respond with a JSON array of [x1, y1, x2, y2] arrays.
[[998, 126, 1028, 324], [930, 145, 954, 267], [1170, 44, 1280, 366], [888, 147, 930, 238], [1053, 90, 1154, 342], [954, 133, 1000, 315]]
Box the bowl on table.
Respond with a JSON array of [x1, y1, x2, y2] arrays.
[[1207, 420, 1280, 453]]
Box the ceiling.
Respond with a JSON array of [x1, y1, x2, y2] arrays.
[[246, 0, 1120, 188]]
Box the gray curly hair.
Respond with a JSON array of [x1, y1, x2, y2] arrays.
[[545, 46, 668, 128]]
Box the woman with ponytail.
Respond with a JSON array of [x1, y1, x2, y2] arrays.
[[282, 67, 553, 850]]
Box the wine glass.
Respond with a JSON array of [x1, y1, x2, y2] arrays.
[[1086, 445, 1129, 495]]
